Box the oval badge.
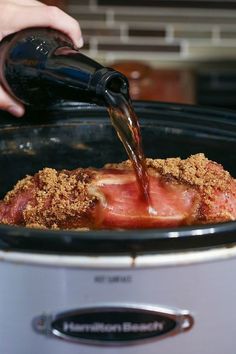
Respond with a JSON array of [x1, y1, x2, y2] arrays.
[[33, 304, 194, 346]]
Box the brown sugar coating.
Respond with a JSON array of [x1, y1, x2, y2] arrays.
[[28, 168, 98, 229], [1, 153, 236, 229], [4, 175, 35, 203], [105, 153, 232, 194], [3, 167, 97, 229]]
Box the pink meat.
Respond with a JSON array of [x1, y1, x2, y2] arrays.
[[0, 154, 235, 229]]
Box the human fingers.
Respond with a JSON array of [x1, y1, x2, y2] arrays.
[[10, 0, 45, 7], [0, 4, 83, 48], [42, 6, 83, 48], [0, 85, 25, 117], [10, 0, 44, 6]]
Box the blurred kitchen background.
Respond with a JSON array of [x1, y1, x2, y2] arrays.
[[43, 0, 236, 109]]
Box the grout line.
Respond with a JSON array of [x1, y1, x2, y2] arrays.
[[106, 9, 115, 26], [89, 37, 98, 57], [69, 5, 236, 17], [89, 0, 97, 10], [79, 21, 119, 29], [113, 20, 235, 28], [120, 23, 129, 43], [76, 20, 236, 32], [87, 36, 181, 45], [103, 52, 185, 63], [188, 40, 236, 47], [166, 24, 174, 43], [180, 40, 189, 59], [212, 25, 221, 44]]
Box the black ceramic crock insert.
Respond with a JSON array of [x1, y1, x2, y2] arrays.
[[0, 101, 236, 255]]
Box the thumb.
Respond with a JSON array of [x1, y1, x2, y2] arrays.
[[0, 85, 25, 117]]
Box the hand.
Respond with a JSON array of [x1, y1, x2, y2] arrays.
[[0, 0, 83, 117]]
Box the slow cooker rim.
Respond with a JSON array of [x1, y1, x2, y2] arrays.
[[2, 100, 236, 123], [1, 100, 236, 254], [1, 220, 236, 255], [34, 100, 236, 118]]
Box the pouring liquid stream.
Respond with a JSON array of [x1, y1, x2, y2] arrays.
[[105, 90, 157, 215]]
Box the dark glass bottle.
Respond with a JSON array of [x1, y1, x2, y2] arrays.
[[0, 28, 129, 107]]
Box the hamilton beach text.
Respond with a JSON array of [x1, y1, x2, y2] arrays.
[[63, 321, 165, 333]]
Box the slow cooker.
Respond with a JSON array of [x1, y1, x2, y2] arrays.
[[0, 101, 236, 354]]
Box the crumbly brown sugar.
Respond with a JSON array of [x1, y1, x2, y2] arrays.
[[4, 175, 35, 203], [23, 168, 97, 228], [105, 153, 232, 195]]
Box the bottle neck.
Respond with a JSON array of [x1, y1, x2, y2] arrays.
[[89, 68, 129, 105]]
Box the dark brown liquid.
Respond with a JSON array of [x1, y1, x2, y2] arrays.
[[105, 90, 154, 211]]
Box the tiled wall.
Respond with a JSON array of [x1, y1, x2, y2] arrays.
[[68, 0, 236, 67]]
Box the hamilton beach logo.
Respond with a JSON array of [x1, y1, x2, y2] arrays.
[[33, 307, 194, 344], [63, 321, 165, 334]]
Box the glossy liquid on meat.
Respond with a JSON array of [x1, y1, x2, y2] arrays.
[[105, 90, 155, 214]]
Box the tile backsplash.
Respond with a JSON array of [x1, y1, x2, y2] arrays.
[[67, 0, 236, 67]]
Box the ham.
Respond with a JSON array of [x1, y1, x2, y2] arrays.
[[0, 153, 236, 230], [92, 170, 199, 229]]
